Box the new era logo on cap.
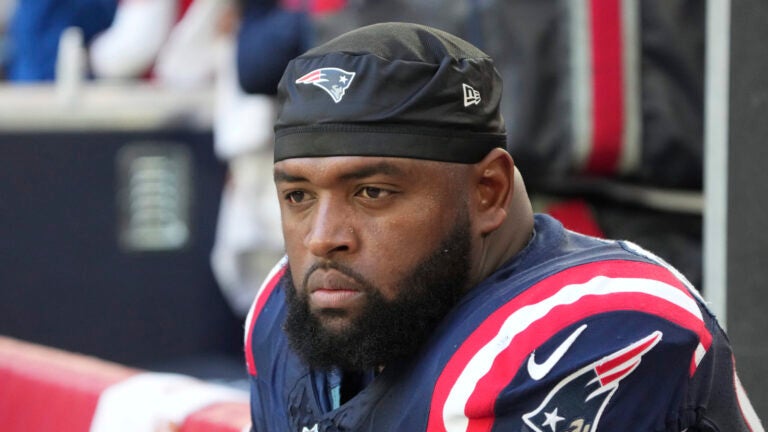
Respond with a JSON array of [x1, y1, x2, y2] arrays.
[[296, 68, 356, 103], [463, 83, 481, 107]]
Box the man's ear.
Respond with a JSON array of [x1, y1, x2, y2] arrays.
[[473, 148, 514, 236]]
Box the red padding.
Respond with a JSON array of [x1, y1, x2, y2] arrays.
[[0, 336, 136, 432], [0, 336, 250, 432]]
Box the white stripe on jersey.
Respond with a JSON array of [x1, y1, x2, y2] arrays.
[[243, 255, 288, 346]]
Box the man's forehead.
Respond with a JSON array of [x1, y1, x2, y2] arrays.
[[274, 156, 450, 182]]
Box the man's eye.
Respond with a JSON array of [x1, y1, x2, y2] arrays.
[[285, 191, 307, 204], [358, 187, 387, 199]]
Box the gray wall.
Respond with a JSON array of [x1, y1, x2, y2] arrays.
[[726, 0, 768, 420]]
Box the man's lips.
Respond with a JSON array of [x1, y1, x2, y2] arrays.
[[306, 269, 364, 310], [311, 288, 363, 310]]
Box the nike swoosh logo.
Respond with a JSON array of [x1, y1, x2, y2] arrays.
[[527, 323, 587, 380]]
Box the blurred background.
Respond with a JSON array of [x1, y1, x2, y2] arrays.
[[0, 0, 765, 420]]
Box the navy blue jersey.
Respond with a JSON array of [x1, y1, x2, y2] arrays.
[[245, 214, 762, 431]]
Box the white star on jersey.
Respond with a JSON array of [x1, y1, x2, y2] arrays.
[[541, 407, 565, 431]]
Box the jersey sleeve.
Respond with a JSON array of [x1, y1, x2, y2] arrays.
[[425, 257, 764, 432], [501, 312, 762, 432], [681, 313, 763, 431]]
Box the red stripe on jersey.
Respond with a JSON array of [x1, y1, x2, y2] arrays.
[[586, 0, 624, 175], [426, 260, 711, 432], [245, 265, 287, 376]]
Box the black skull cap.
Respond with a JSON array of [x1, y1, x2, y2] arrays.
[[273, 22, 507, 163]]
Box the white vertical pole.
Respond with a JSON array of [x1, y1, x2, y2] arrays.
[[704, 0, 731, 326]]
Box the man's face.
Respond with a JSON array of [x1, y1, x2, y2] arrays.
[[275, 156, 474, 369]]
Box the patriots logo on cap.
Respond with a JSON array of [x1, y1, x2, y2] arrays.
[[522, 331, 662, 432], [295, 68, 356, 103]]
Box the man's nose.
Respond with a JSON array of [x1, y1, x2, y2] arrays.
[[305, 199, 357, 258]]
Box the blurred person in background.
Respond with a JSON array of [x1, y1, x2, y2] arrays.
[[85, 0, 292, 317], [210, 0, 346, 317], [4, 0, 116, 81], [212, 0, 343, 317], [90, 0, 220, 87], [209, 0, 295, 318]]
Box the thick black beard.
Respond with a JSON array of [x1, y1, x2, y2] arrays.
[[282, 213, 472, 372]]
